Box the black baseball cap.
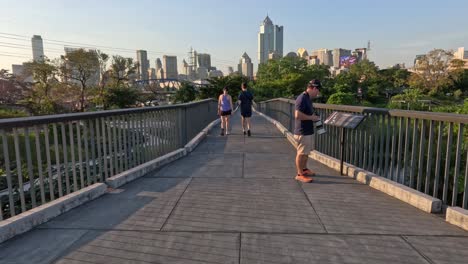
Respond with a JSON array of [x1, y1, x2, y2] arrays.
[[308, 79, 322, 88]]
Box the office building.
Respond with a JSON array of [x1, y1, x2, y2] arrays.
[[258, 16, 283, 64], [312, 49, 333, 66], [332, 48, 352, 67], [355, 48, 368, 62], [31, 35, 44, 61], [155, 58, 163, 78], [197, 53, 211, 69], [136, 50, 149, 80], [163, 55, 178, 79], [238, 52, 254, 79], [148, 68, 156, 79]]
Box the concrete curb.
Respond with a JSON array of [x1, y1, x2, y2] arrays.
[[309, 151, 442, 213], [184, 119, 220, 153], [106, 148, 187, 189], [256, 109, 442, 214], [0, 183, 107, 244], [446, 207, 468, 231]]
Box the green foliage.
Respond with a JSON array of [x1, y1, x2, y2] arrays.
[[388, 88, 427, 110], [331, 72, 356, 93], [0, 108, 28, 119], [410, 49, 454, 95], [433, 98, 468, 114], [452, 69, 468, 94], [104, 85, 139, 108], [254, 57, 331, 99], [109, 55, 138, 86], [326, 92, 356, 105], [23, 58, 58, 100], [172, 82, 198, 103], [200, 75, 249, 100]]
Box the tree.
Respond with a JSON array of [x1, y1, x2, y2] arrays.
[[254, 57, 331, 100], [388, 88, 426, 110], [410, 49, 454, 95], [96, 51, 110, 107], [104, 85, 139, 109], [347, 60, 383, 102], [452, 69, 468, 95], [0, 69, 31, 105], [200, 75, 249, 100], [22, 58, 64, 114], [109, 55, 138, 86], [332, 71, 357, 94], [23, 58, 57, 100], [59, 49, 100, 111], [172, 82, 198, 103], [326, 92, 356, 105]]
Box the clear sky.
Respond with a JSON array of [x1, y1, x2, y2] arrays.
[[1, 0, 467, 73]]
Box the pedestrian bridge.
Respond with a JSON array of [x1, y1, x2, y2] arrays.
[[0, 99, 467, 263]]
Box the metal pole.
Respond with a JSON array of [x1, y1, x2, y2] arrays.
[[340, 127, 346, 175]]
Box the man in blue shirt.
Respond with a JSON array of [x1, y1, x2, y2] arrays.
[[238, 82, 254, 136], [294, 79, 321, 183]]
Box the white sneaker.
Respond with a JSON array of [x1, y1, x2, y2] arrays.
[[226, 131, 230, 135]]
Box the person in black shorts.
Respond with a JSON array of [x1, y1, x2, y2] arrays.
[[218, 87, 233, 136], [238, 82, 254, 136]]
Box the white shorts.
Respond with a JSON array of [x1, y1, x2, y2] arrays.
[[294, 134, 314, 155]]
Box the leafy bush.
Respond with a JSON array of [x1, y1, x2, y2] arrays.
[[0, 108, 28, 119], [326, 92, 356, 105]]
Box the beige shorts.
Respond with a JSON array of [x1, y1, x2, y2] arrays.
[[294, 134, 315, 155]]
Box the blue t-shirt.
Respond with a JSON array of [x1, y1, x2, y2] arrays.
[[294, 92, 314, 135], [238, 90, 253, 111]]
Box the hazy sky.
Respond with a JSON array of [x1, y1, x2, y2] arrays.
[[1, 0, 467, 73]]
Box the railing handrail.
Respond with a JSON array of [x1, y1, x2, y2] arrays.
[[0, 99, 216, 129], [261, 98, 468, 124]]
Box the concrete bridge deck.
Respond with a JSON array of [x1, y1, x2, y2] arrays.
[[0, 113, 467, 264]]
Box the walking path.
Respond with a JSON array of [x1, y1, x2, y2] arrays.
[[0, 113, 467, 264]]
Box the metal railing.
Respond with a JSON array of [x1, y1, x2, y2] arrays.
[[0, 99, 218, 220], [258, 98, 468, 209]]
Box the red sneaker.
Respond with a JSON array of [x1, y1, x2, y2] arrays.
[[295, 174, 313, 183]]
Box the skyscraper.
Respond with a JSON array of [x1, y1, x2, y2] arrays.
[[163, 55, 178, 79], [148, 68, 156, 79], [258, 16, 283, 64], [355, 48, 367, 62], [312, 49, 333, 66], [274, 25, 283, 57], [137, 50, 149, 80], [31, 35, 44, 61], [238, 52, 254, 79], [333, 48, 352, 68], [155, 58, 163, 78], [197, 53, 211, 69]]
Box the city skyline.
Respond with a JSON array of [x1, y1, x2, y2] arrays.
[[1, 0, 468, 73]]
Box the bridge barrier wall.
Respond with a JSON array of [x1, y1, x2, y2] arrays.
[[0, 100, 217, 224]]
